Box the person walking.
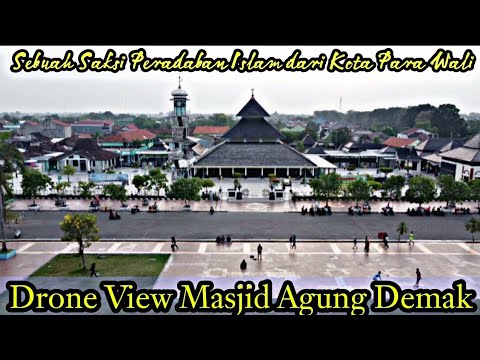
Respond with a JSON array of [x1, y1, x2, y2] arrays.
[[353, 237, 358, 250], [409, 231, 415, 246], [414, 268, 422, 288], [290, 235, 296, 252], [364, 235, 370, 253], [257, 244, 263, 260], [383, 233, 389, 249], [171, 236, 179, 252], [90, 263, 98, 277], [373, 271, 382, 281]]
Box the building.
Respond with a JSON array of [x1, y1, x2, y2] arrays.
[[398, 127, 435, 140], [100, 129, 157, 165], [193, 126, 230, 137], [48, 138, 120, 173], [41, 119, 72, 138], [438, 133, 480, 181], [193, 93, 326, 179], [19, 121, 40, 136], [415, 137, 465, 174], [71, 119, 114, 135]]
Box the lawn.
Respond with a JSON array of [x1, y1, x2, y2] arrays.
[[31, 254, 170, 277]]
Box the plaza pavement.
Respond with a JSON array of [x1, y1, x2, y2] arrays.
[[1, 239, 479, 315]]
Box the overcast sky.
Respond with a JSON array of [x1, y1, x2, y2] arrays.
[[1, 45, 479, 116]]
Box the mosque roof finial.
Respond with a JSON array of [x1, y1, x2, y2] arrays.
[[251, 88, 255, 99], [178, 76, 183, 89]]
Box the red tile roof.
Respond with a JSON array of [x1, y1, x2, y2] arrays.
[[24, 121, 40, 126], [101, 129, 156, 143], [52, 119, 71, 127], [122, 124, 139, 131], [193, 126, 230, 135], [382, 137, 417, 148], [76, 119, 114, 125]]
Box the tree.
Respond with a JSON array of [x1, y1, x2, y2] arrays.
[[396, 221, 409, 241], [328, 127, 352, 149], [54, 181, 70, 198], [296, 141, 305, 153], [0, 143, 24, 204], [62, 164, 76, 182], [381, 175, 405, 208], [132, 175, 148, 195], [404, 176, 437, 208], [201, 178, 215, 192], [368, 181, 382, 195], [77, 181, 96, 198], [309, 172, 342, 206], [437, 176, 471, 207], [102, 183, 128, 207], [0, 143, 24, 252], [379, 167, 393, 176], [59, 213, 100, 270], [347, 180, 371, 207], [432, 104, 467, 138], [468, 179, 480, 210], [21, 168, 52, 206], [149, 169, 167, 196], [167, 177, 203, 205], [465, 218, 480, 242]]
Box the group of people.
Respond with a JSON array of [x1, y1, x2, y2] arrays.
[[148, 201, 158, 213], [216, 234, 232, 244], [353, 231, 415, 251], [301, 205, 332, 216]]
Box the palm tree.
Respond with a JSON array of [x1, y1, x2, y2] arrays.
[[396, 221, 409, 241], [465, 218, 480, 242]]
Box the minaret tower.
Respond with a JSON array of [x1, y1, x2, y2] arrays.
[[170, 77, 190, 178]]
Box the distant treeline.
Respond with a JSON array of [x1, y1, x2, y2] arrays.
[[314, 104, 480, 137]]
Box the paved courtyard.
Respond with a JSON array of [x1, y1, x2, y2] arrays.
[[1, 240, 479, 315]]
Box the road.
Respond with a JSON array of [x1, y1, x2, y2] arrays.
[[6, 210, 479, 241]]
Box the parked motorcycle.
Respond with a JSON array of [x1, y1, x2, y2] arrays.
[[131, 205, 140, 214]]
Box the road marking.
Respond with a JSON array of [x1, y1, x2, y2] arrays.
[[199, 243, 207, 253], [152, 243, 164, 253], [415, 243, 433, 254], [16, 242, 34, 253], [107, 243, 122, 253], [60, 243, 78, 253], [372, 243, 383, 253], [243, 243, 250, 254], [330, 244, 341, 254], [457, 243, 480, 255]]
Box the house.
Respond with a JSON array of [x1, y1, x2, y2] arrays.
[[382, 137, 419, 148], [71, 119, 114, 135], [398, 128, 435, 140], [48, 138, 120, 173], [100, 129, 157, 165], [19, 121, 40, 137]]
